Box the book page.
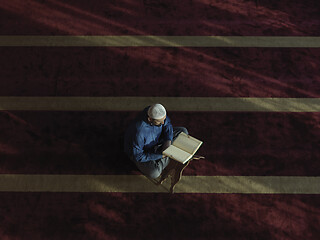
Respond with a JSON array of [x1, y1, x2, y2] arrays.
[[173, 132, 203, 155], [163, 145, 192, 164]]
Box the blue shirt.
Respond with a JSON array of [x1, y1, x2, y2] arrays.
[[124, 107, 173, 162]]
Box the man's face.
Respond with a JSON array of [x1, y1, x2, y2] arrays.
[[149, 115, 166, 126]]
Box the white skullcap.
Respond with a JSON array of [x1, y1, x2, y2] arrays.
[[148, 104, 166, 119]]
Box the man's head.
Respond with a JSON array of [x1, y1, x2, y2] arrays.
[[147, 103, 167, 126]]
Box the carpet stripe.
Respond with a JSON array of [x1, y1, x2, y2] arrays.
[[0, 174, 319, 194], [0, 36, 319, 47], [0, 97, 319, 112]]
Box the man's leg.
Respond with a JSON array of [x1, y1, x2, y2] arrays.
[[134, 157, 170, 179], [173, 127, 189, 140]]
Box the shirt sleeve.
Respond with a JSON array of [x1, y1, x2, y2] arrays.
[[162, 116, 173, 141], [132, 132, 163, 162]]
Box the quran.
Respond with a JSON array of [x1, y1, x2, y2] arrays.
[[163, 132, 203, 164]]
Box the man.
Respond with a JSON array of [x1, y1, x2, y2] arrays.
[[124, 103, 188, 179]]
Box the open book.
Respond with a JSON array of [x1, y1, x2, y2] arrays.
[[163, 132, 203, 164]]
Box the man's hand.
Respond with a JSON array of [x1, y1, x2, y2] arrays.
[[161, 140, 172, 152]]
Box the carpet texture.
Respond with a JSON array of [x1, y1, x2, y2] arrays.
[[0, 0, 319, 239]]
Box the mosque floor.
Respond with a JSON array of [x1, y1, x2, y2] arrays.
[[1, 0, 319, 239]]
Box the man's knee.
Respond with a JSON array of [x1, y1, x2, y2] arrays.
[[176, 127, 188, 135], [181, 127, 188, 135], [146, 169, 161, 179], [135, 160, 163, 179]]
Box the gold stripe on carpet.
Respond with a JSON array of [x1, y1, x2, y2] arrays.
[[0, 175, 319, 194], [0, 36, 319, 47], [0, 97, 319, 112]]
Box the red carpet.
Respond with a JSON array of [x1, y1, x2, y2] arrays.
[[1, 0, 319, 239], [1, 47, 319, 97], [0, 193, 319, 240], [1, 111, 319, 176], [0, 0, 319, 36]]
